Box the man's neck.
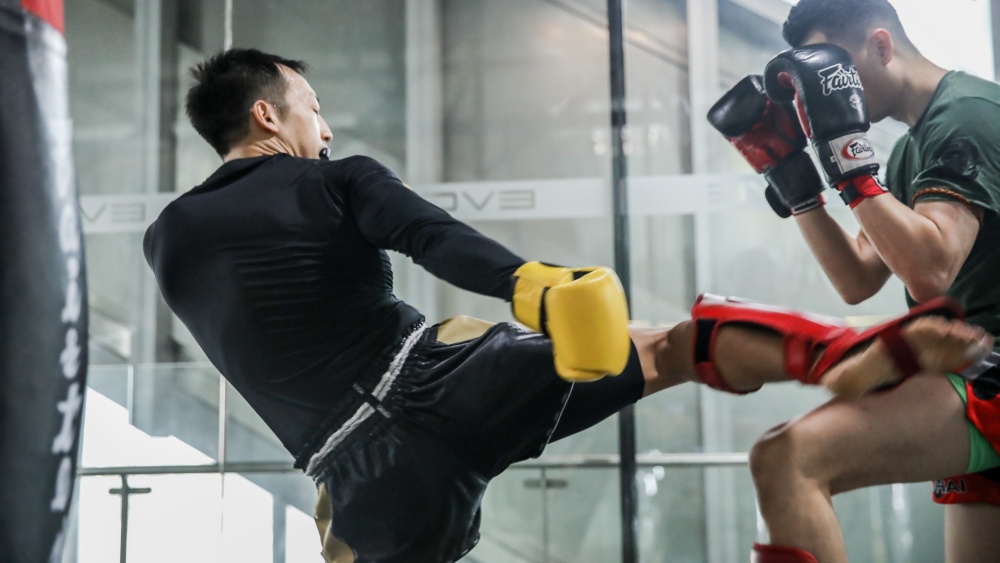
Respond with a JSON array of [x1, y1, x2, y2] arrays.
[[893, 56, 949, 127], [224, 138, 291, 162]]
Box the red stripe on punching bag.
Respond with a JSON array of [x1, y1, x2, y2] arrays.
[[0, 3, 86, 562], [21, 0, 63, 34]]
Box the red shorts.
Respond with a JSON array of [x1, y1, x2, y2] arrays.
[[933, 471, 1000, 505], [966, 363, 1000, 447], [934, 360, 1000, 506]]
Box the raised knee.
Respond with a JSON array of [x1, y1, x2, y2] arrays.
[[748, 422, 818, 499], [749, 424, 792, 481]]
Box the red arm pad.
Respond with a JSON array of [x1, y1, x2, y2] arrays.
[[691, 294, 850, 392], [810, 296, 964, 382]]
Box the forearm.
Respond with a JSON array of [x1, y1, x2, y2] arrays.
[[853, 196, 962, 301], [795, 208, 891, 304], [411, 222, 524, 300]]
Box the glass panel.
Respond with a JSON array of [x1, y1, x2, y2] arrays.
[[287, 502, 326, 563], [82, 365, 217, 468], [835, 482, 945, 563], [542, 467, 621, 561], [75, 476, 123, 563], [87, 363, 293, 470], [67, 0, 146, 368], [130, 363, 222, 463], [121, 474, 223, 563], [73, 474, 225, 563], [231, 1, 406, 167], [638, 467, 708, 562], [73, 471, 318, 563], [66, 0, 139, 200], [894, 0, 994, 80], [221, 472, 322, 562], [637, 383, 829, 455], [634, 466, 945, 563], [468, 467, 621, 562]]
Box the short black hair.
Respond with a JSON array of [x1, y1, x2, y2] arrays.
[[783, 0, 916, 51], [186, 48, 307, 156]]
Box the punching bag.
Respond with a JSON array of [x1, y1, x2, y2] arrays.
[[0, 1, 89, 561]]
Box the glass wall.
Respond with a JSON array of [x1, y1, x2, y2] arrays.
[[65, 0, 996, 561]]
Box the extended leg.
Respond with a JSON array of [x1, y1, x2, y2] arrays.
[[682, 294, 989, 396], [634, 296, 989, 397], [632, 321, 790, 396]]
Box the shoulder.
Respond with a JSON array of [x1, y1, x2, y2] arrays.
[[925, 98, 1000, 133], [921, 74, 1000, 140], [318, 155, 393, 176], [316, 155, 403, 193], [154, 195, 191, 228], [916, 86, 1000, 179]]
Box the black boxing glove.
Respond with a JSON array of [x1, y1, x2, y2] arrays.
[[708, 75, 825, 217], [764, 44, 888, 208]]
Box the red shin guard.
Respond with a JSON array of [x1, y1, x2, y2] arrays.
[[691, 294, 964, 394], [752, 543, 819, 563]]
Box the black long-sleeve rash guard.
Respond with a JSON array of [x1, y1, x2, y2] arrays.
[[143, 154, 525, 458]]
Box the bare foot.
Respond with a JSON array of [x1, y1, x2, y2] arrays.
[[819, 317, 993, 399]]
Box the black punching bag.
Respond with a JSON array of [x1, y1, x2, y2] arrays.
[[0, 1, 88, 561]]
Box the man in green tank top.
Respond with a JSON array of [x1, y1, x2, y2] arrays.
[[732, 1, 1000, 562]]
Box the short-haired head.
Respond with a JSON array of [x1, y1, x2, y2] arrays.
[[783, 0, 916, 51], [186, 48, 307, 156]]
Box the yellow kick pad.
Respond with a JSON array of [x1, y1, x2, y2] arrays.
[[436, 315, 495, 344], [313, 484, 355, 563]]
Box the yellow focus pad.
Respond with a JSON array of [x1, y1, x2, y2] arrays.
[[512, 262, 631, 382]]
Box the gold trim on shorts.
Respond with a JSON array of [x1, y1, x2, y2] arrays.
[[313, 484, 355, 563], [436, 315, 495, 344]]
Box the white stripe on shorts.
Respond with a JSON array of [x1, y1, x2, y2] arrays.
[[305, 323, 426, 477]]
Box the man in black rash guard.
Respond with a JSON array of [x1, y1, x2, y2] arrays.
[[144, 49, 991, 562]]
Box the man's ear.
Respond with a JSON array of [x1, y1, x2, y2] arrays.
[[250, 100, 281, 134], [870, 28, 894, 66]]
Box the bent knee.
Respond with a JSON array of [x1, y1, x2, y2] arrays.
[[749, 421, 829, 491], [749, 422, 794, 483]]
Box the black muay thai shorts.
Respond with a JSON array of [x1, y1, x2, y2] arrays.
[[307, 317, 644, 562]]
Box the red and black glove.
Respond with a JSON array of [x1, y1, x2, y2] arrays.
[[764, 44, 888, 209], [708, 74, 825, 217]]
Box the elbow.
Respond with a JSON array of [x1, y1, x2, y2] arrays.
[[839, 291, 868, 306], [904, 272, 954, 304], [906, 283, 951, 304], [837, 286, 874, 306], [833, 274, 882, 305]]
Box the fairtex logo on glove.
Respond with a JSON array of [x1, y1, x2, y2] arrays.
[[818, 64, 863, 95], [842, 137, 875, 160]]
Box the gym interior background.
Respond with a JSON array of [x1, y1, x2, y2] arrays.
[[66, 0, 999, 561]]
